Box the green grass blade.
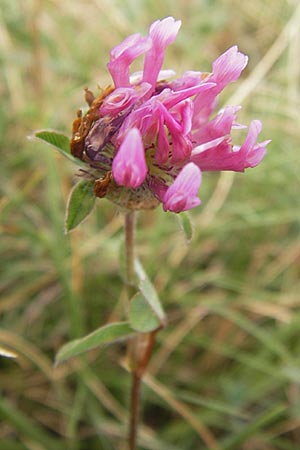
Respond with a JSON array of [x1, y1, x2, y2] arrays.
[[0, 397, 64, 450], [220, 403, 287, 450], [206, 303, 292, 363]]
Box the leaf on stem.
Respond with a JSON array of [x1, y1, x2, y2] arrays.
[[129, 293, 161, 332], [55, 322, 135, 365], [177, 211, 194, 244], [31, 130, 84, 166], [65, 180, 95, 233], [134, 259, 166, 326]]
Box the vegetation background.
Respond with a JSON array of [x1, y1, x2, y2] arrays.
[[1, 0, 300, 449]]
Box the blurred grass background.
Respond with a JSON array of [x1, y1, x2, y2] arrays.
[[1, 0, 300, 449]]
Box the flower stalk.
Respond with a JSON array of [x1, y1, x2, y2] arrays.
[[128, 332, 158, 450], [124, 211, 136, 290], [128, 371, 142, 450], [123, 210, 140, 450], [124, 211, 158, 449]]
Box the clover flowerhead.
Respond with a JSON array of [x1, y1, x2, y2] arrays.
[[70, 17, 269, 213]]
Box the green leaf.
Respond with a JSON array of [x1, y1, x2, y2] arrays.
[[32, 129, 84, 166], [65, 180, 95, 232], [178, 211, 193, 244], [129, 293, 161, 332], [55, 322, 135, 365], [134, 258, 166, 326]]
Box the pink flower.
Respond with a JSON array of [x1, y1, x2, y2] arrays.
[[112, 128, 147, 188], [100, 87, 139, 117], [191, 118, 268, 172], [107, 34, 151, 88], [211, 46, 248, 91], [143, 17, 181, 89], [74, 17, 270, 213], [192, 46, 248, 128], [100, 83, 152, 117], [163, 163, 202, 213]]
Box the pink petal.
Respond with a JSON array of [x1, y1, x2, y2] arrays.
[[192, 47, 247, 128], [100, 87, 139, 117], [193, 106, 240, 145], [238, 120, 269, 168], [171, 133, 193, 163], [211, 45, 248, 90], [107, 33, 151, 87], [130, 69, 176, 85], [100, 83, 152, 117], [170, 71, 204, 90], [160, 82, 216, 109], [156, 115, 170, 165], [192, 89, 219, 129], [143, 17, 181, 88], [158, 102, 193, 162], [117, 98, 161, 144], [163, 163, 202, 213], [112, 128, 147, 188], [148, 176, 168, 201], [172, 99, 194, 135], [191, 119, 269, 172]]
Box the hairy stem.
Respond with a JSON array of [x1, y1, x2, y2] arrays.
[[124, 211, 157, 450], [124, 211, 139, 450], [124, 211, 136, 289], [128, 372, 142, 450], [128, 332, 157, 450]]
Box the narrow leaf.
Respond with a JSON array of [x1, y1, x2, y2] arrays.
[[55, 322, 135, 365], [178, 211, 193, 244], [32, 129, 84, 166], [129, 293, 161, 332], [65, 180, 95, 232], [134, 259, 166, 325]]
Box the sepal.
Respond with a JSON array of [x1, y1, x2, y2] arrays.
[[65, 180, 95, 233]]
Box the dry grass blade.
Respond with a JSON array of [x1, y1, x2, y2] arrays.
[[0, 346, 18, 358], [0, 13, 25, 112], [82, 366, 127, 422], [144, 373, 220, 450], [227, 2, 300, 106], [149, 305, 208, 376], [0, 273, 56, 313], [243, 301, 292, 324], [198, 171, 235, 228], [0, 330, 54, 381]]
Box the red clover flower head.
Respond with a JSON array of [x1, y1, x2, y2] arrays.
[[71, 17, 270, 212]]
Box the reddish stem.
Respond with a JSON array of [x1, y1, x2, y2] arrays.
[[124, 212, 157, 450], [128, 372, 142, 450]]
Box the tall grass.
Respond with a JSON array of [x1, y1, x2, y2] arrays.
[[1, 1, 300, 448]]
